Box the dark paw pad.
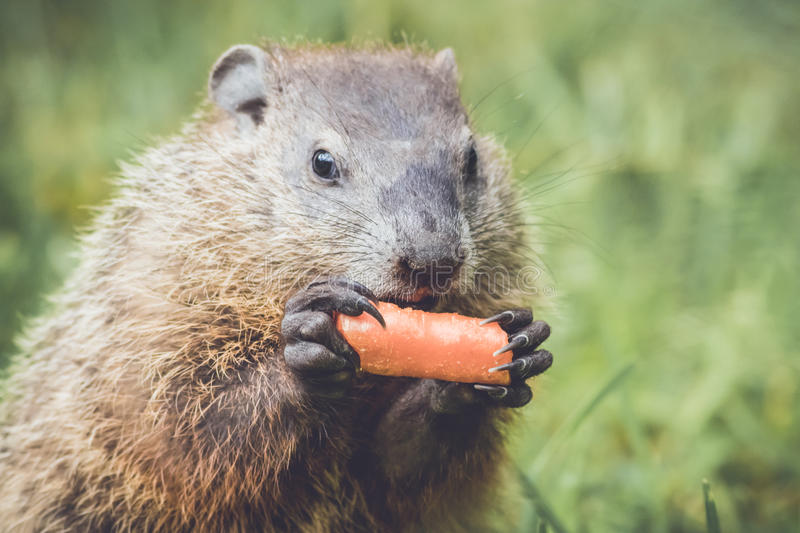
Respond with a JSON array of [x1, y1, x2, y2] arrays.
[[282, 277, 383, 397]]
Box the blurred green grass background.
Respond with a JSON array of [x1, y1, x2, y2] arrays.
[[1, 0, 798, 531]]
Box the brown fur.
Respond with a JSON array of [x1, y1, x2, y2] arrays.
[[0, 43, 544, 532]]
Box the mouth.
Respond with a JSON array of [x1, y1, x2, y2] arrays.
[[384, 286, 439, 311]]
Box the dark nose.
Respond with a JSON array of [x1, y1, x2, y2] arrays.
[[396, 248, 465, 292]]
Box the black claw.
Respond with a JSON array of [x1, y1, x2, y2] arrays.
[[480, 311, 515, 326], [493, 334, 530, 357], [489, 349, 552, 380], [309, 277, 378, 303], [480, 308, 534, 333], [356, 296, 386, 328], [343, 280, 379, 303], [488, 359, 526, 374], [474, 384, 509, 398]]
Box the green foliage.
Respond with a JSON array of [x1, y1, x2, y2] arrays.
[[1, 0, 798, 531], [703, 479, 722, 533]]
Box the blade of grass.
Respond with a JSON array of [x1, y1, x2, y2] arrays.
[[516, 466, 569, 533], [703, 479, 722, 533], [531, 362, 635, 474], [537, 518, 549, 533]]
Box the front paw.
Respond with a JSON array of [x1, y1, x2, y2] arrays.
[[472, 309, 553, 408], [281, 277, 384, 398]]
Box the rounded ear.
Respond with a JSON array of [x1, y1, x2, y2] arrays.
[[433, 47, 459, 82], [208, 44, 270, 131]]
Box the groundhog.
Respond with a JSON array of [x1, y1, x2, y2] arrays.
[[0, 43, 554, 531]]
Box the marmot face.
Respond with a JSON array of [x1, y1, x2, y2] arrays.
[[208, 45, 527, 314]]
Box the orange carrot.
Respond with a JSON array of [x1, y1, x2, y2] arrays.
[[336, 301, 512, 385]]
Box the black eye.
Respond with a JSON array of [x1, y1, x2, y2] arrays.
[[312, 150, 338, 181], [465, 146, 478, 182]]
